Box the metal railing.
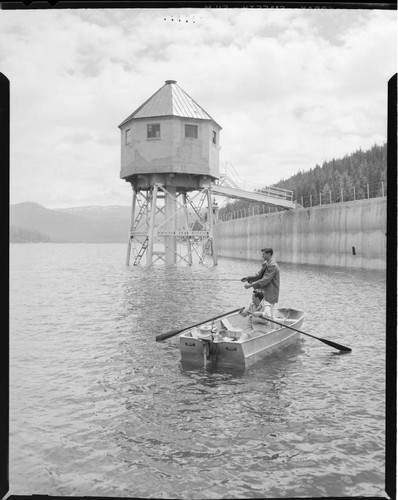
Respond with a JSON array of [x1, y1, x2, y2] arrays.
[[218, 161, 242, 189], [218, 181, 387, 221], [257, 185, 293, 201], [217, 161, 293, 201], [297, 181, 387, 208]]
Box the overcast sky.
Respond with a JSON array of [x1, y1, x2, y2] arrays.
[[1, 8, 396, 208]]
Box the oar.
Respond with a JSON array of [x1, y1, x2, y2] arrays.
[[264, 316, 352, 352], [156, 308, 241, 342]]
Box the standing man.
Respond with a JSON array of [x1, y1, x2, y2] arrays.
[[241, 247, 280, 318]]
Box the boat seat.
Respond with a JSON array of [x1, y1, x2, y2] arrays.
[[220, 318, 234, 330]]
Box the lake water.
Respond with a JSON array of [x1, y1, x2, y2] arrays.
[[9, 243, 387, 498]]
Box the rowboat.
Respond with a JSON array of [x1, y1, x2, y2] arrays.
[[179, 308, 305, 369]]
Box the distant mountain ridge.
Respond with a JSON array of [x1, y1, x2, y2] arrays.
[[10, 202, 131, 243], [10, 202, 203, 243], [56, 205, 131, 216]]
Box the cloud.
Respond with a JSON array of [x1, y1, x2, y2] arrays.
[[1, 8, 396, 208]]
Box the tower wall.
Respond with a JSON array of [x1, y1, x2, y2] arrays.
[[120, 116, 221, 182]]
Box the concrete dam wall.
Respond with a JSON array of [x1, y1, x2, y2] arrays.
[[214, 198, 386, 270]]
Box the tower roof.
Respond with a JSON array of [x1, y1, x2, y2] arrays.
[[118, 80, 221, 128]]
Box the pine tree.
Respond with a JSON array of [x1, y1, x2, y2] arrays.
[[219, 143, 387, 217]]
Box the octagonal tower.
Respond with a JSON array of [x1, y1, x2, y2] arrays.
[[119, 80, 222, 266]]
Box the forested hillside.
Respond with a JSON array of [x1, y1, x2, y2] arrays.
[[10, 225, 52, 243], [275, 143, 387, 203], [219, 143, 387, 217]]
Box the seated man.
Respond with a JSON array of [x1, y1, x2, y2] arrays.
[[239, 291, 272, 338], [240, 290, 265, 316]]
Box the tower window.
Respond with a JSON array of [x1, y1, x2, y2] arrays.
[[147, 124, 160, 139], [125, 128, 131, 145], [212, 130, 217, 145], [185, 124, 198, 138]]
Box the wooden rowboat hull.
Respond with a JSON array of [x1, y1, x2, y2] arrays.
[[179, 308, 305, 369]]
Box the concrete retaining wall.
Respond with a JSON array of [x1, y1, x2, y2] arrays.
[[214, 198, 386, 270]]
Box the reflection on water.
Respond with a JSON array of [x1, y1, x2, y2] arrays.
[[9, 244, 386, 498]]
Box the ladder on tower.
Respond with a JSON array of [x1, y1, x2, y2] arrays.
[[131, 200, 148, 234], [130, 199, 150, 266], [133, 237, 149, 266], [200, 238, 212, 263]]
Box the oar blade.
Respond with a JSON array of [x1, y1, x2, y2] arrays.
[[320, 338, 352, 352], [265, 316, 352, 352]]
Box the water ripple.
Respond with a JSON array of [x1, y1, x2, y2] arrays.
[[9, 244, 387, 497]]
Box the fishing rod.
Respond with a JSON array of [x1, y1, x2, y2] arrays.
[[164, 278, 242, 281], [154, 276, 242, 281]]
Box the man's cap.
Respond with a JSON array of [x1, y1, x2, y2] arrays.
[[261, 247, 273, 253]]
